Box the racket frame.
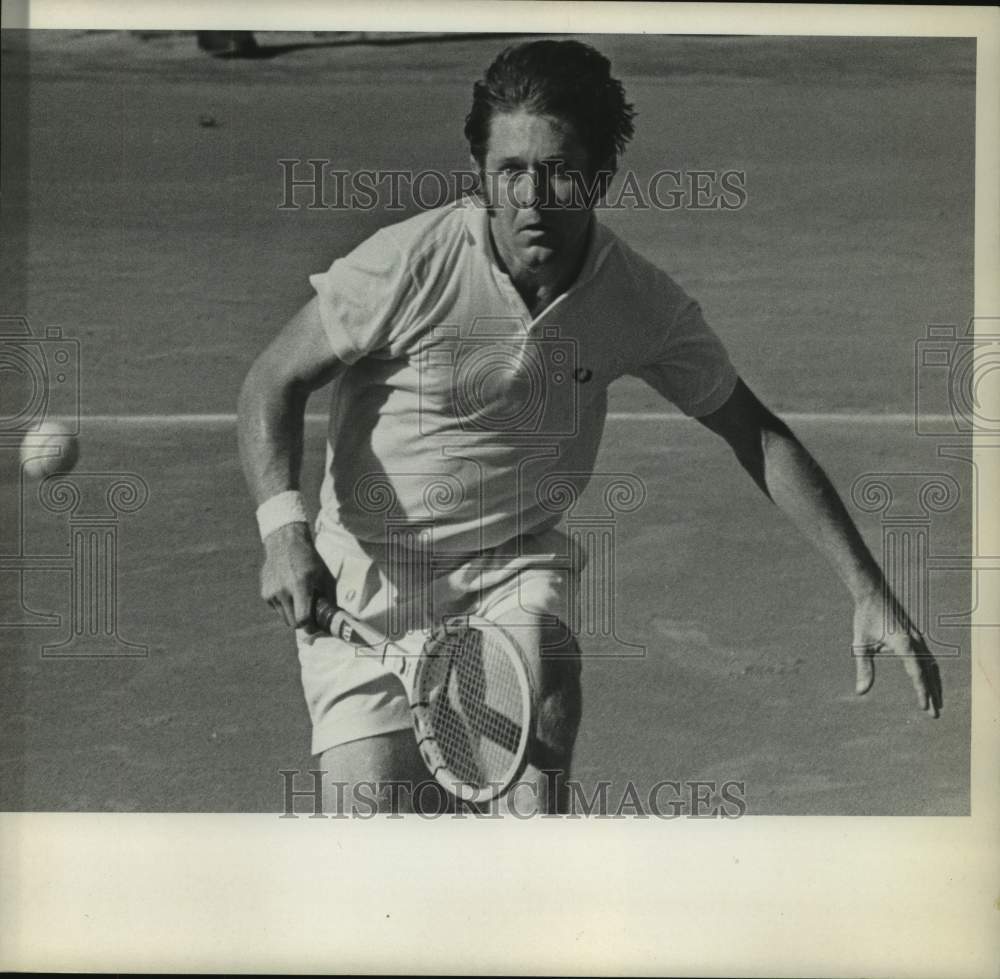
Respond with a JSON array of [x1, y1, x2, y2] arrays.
[[315, 598, 536, 804]]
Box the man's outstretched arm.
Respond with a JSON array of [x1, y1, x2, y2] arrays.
[[696, 378, 942, 717], [237, 297, 343, 628]]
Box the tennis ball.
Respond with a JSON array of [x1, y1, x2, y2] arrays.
[[20, 421, 80, 479]]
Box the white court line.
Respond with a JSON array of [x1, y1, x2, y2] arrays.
[[48, 412, 950, 425]]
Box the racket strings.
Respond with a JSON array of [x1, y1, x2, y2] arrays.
[[418, 626, 528, 790]]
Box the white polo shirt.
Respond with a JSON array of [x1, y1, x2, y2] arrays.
[[309, 196, 737, 561]]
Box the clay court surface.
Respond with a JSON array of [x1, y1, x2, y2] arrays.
[[0, 31, 974, 813]]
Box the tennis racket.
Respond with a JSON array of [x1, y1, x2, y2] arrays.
[[312, 595, 536, 804]]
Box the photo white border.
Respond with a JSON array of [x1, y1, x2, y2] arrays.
[[1, 2, 997, 976]]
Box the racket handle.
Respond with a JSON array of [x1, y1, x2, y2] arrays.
[[313, 594, 376, 648], [312, 595, 338, 633]]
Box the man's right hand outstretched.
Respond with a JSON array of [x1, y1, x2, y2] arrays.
[[260, 523, 336, 628]]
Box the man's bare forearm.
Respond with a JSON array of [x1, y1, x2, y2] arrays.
[[237, 298, 342, 508], [747, 419, 940, 713], [753, 424, 883, 604], [697, 382, 886, 605], [236, 360, 310, 506], [238, 352, 338, 626]]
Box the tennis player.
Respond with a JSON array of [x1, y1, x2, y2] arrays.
[[237, 40, 941, 815]]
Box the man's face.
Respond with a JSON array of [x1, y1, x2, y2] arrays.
[[479, 110, 598, 275]]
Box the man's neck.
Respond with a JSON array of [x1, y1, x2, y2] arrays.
[[488, 217, 593, 318]]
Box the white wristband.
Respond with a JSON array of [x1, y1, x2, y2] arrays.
[[256, 490, 309, 542]]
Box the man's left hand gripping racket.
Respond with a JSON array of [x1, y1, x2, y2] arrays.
[[313, 596, 536, 804]]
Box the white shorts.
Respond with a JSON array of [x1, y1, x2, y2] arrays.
[[296, 525, 583, 755]]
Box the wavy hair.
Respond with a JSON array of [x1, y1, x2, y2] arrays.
[[464, 40, 636, 176]]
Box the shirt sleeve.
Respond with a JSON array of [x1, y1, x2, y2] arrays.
[[308, 225, 415, 364], [631, 297, 738, 417]]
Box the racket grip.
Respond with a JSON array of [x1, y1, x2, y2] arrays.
[[312, 595, 338, 633], [312, 594, 376, 649]]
